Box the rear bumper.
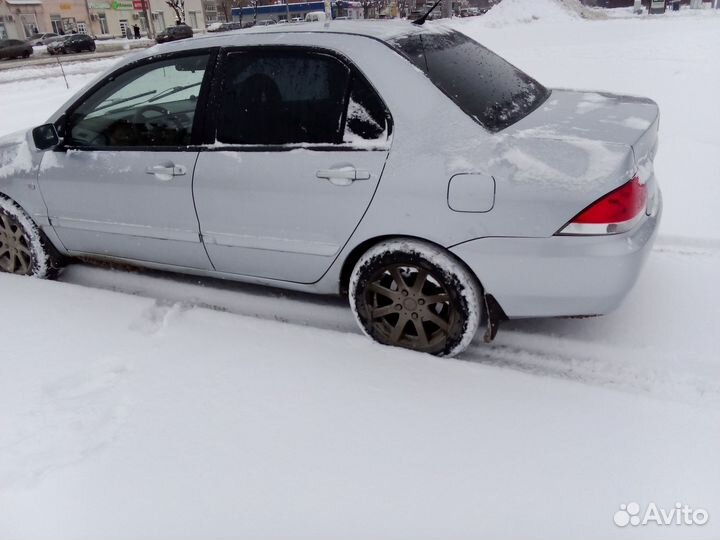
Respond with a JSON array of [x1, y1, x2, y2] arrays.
[[450, 192, 662, 318]]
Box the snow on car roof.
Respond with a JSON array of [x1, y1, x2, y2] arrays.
[[148, 19, 452, 53]]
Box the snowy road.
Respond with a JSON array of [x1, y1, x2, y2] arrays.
[[1, 3, 719, 539], [56, 239, 720, 410]]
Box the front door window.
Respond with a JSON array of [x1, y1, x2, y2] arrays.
[[67, 54, 209, 148]]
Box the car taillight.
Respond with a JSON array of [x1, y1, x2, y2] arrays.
[[557, 176, 647, 235]]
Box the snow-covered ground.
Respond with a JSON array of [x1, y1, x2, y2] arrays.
[[1, 2, 720, 539]]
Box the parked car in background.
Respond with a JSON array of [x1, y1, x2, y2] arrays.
[[0, 23, 662, 357], [215, 21, 244, 32], [156, 24, 193, 43], [28, 32, 59, 46], [206, 21, 243, 32], [47, 34, 96, 55], [0, 39, 33, 60], [305, 11, 327, 22]]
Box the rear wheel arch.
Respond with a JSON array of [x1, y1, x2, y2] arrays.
[[346, 236, 485, 356], [340, 235, 484, 297]]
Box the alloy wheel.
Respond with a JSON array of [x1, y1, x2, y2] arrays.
[[0, 212, 33, 274], [360, 263, 457, 353]]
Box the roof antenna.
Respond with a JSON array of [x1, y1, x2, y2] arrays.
[[412, 0, 443, 25]]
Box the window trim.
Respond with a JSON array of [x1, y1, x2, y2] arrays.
[[56, 48, 220, 153], [201, 44, 393, 153]]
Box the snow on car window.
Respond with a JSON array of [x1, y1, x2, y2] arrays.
[[343, 75, 388, 143]]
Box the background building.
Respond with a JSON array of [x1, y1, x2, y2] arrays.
[[0, 0, 205, 40]]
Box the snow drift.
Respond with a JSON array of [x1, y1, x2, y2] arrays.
[[470, 0, 605, 27]]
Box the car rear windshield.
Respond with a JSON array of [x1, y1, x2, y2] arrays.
[[388, 30, 549, 132]]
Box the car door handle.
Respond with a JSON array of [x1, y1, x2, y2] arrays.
[[316, 168, 371, 186], [145, 164, 187, 179]]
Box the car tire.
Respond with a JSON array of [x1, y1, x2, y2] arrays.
[[22, 50, 30, 59], [0, 196, 62, 279], [349, 239, 481, 357]]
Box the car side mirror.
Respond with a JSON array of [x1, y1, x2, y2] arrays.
[[32, 123, 60, 150]]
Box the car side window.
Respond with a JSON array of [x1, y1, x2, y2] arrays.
[[216, 50, 351, 145], [67, 54, 209, 148], [343, 74, 389, 143]]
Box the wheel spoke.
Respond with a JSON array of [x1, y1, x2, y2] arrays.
[[0, 211, 34, 275], [410, 268, 428, 294], [413, 319, 429, 347], [424, 293, 450, 305], [367, 282, 399, 301], [371, 304, 398, 319], [15, 242, 30, 257], [390, 266, 408, 290], [423, 311, 450, 333], [389, 315, 408, 343], [16, 249, 31, 272]]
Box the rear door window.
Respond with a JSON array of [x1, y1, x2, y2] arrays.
[[216, 50, 351, 145], [389, 30, 549, 131]]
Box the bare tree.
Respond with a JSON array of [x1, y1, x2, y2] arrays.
[[396, 0, 409, 17], [217, 0, 236, 21], [166, 0, 186, 24], [360, 0, 385, 18]]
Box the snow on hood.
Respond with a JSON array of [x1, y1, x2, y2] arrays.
[[0, 130, 35, 181]]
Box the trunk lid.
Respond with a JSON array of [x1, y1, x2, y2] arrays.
[[483, 90, 660, 237], [508, 89, 660, 177]]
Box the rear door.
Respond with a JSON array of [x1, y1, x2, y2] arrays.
[[193, 48, 391, 283]]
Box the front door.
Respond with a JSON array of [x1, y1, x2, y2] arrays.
[[38, 52, 213, 269], [193, 48, 392, 283]]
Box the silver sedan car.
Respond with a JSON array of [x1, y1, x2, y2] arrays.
[[0, 22, 661, 357]]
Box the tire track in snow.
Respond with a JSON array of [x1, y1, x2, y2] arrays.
[[57, 236, 720, 410], [652, 235, 720, 258], [465, 337, 720, 410]]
